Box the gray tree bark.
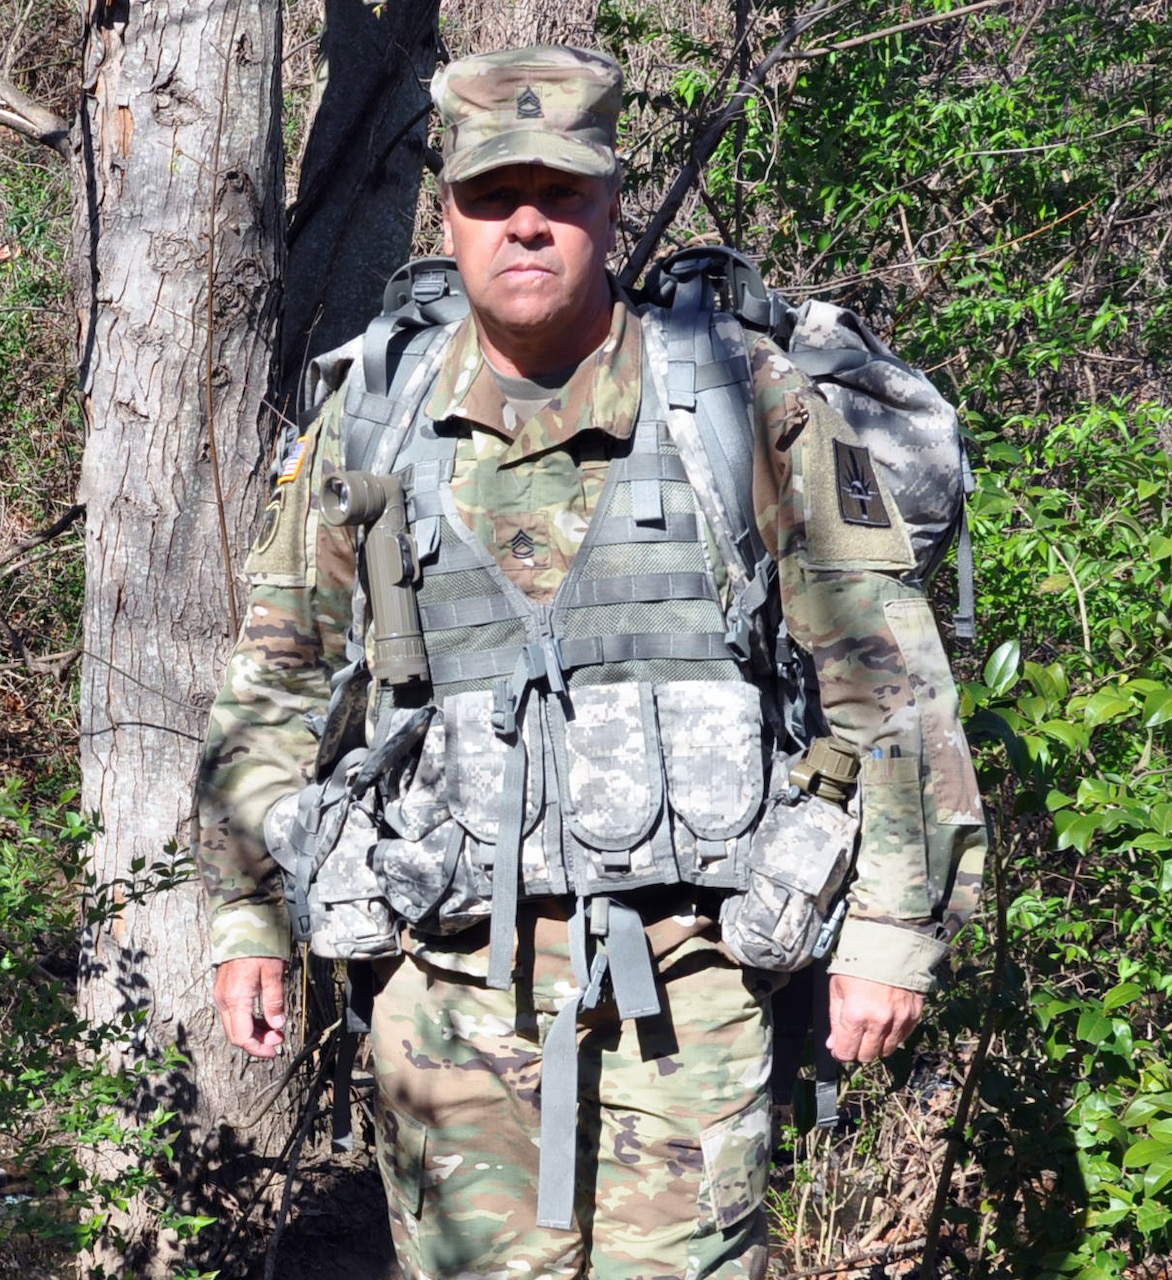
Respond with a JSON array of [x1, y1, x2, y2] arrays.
[[440, 0, 601, 54], [73, 0, 288, 1273], [280, 0, 440, 410]]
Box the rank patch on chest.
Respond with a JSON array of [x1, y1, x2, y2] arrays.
[[833, 439, 891, 528], [509, 528, 537, 558]]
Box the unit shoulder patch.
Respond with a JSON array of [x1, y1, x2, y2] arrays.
[[833, 439, 891, 529], [253, 494, 284, 556]]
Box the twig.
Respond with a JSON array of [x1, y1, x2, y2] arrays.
[[774, 1234, 929, 1277], [917, 833, 1013, 1278], [263, 1035, 336, 1280], [777, 0, 1007, 60], [0, 503, 84, 572], [621, 0, 836, 285], [0, 71, 70, 158], [620, 0, 1005, 284], [229, 1015, 342, 1130], [208, 1022, 342, 1278]]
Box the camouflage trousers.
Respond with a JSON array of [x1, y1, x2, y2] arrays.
[[369, 910, 776, 1279]]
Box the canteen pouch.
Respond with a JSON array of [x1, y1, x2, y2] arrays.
[[720, 759, 859, 971]]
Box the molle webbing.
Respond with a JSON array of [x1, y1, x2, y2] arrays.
[[399, 408, 740, 705]]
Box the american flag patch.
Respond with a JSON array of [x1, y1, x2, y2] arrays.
[[277, 437, 308, 485]]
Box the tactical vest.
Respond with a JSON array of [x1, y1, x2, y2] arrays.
[[368, 311, 853, 983], [264, 299, 917, 1230], [267, 305, 858, 987]]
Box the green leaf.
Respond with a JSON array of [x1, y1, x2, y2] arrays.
[[1152, 804, 1172, 838], [1159, 859, 1172, 895], [1123, 1136, 1172, 1169], [1082, 689, 1135, 729], [1142, 1156, 1172, 1200], [1076, 1008, 1113, 1046], [1046, 789, 1075, 813], [983, 640, 1020, 695], [1103, 982, 1143, 1012], [1038, 719, 1086, 751], [1142, 688, 1172, 728], [1055, 812, 1103, 854], [1135, 1197, 1172, 1235]]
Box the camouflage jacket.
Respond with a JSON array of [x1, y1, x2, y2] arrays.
[[195, 289, 985, 989]]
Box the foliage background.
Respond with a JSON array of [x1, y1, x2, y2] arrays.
[[1, 1, 1170, 1277]]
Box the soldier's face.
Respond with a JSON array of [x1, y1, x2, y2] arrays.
[[443, 163, 619, 377]]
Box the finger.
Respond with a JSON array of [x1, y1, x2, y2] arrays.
[[258, 959, 287, 1032]]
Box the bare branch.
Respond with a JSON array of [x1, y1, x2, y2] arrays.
[[0, 72, 70, 158], [0, 503, 85, 574], [621, 0, 836, 285], [780, 0, 1008, 60]]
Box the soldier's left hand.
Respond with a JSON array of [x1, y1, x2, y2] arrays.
[[826, 973, 923, 1064]]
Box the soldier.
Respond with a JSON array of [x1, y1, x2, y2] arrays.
[[196, 45, 985, 1280]]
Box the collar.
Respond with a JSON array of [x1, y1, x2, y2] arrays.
[[425, 283, 642, 463]]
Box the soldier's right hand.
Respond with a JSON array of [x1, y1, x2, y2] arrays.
[[213, 956, 288, 1058]]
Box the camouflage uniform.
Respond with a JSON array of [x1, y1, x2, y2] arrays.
[[195, 43, 985, 1280]]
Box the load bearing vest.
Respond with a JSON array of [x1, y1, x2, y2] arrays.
[[270, 305, 862, 1231], [380, 340, 778, 982]]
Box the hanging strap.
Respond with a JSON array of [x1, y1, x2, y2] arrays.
[[953, 448, 977, 641], [536, 898, 661, 1230], [644, 293, 777, 669], [811, 959, 839, 1130]]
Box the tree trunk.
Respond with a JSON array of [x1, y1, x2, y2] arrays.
[[280, 0, 439, 409], [74, 0, 287, 1273], [441, 0, 601, 53]]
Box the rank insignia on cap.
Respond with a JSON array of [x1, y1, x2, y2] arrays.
[[516, 86, 543, 118], [277, 436, 308, 485], [833, 439, 891, 527]]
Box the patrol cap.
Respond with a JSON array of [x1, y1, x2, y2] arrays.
[[431, 45, 622, 184]]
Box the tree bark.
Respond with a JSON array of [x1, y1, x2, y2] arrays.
[[74, 0, 288, 1273], [280, 0, 439, 410], [440, 0, 601, 54]]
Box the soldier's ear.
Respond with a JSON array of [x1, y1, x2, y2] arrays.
[[607, 192, 620, 253], [442, 202, 455, 256]]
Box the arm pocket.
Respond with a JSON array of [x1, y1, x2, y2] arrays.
[[884, 596, 984, 827], [857, 752, 930, 918]]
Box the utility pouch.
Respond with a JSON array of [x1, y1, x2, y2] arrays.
[[720, 754, 859, 971], [264, 707, 433, 959]]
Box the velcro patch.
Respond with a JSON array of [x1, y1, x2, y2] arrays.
[[253, 495, 283, 555], [833, 440, 891, 528]]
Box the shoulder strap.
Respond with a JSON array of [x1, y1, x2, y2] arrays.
[[644, 245, 976, 642]]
